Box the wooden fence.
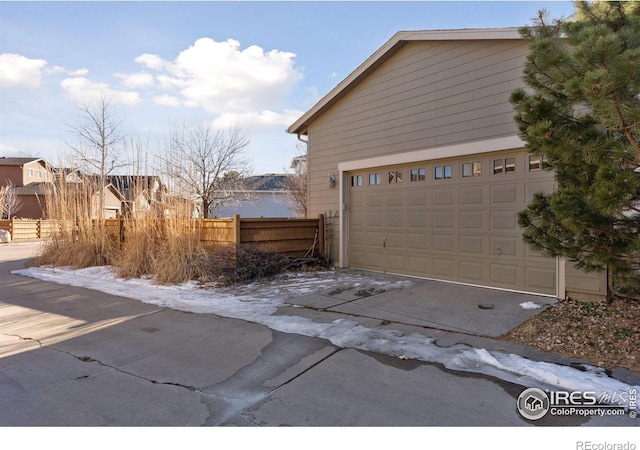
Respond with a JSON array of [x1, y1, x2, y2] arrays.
[[0, 219, 72, 241], [0, 215, 325, 258]]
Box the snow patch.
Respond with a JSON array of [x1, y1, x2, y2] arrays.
[[13, 265, 640, 412], [520, 301, 543, 310]]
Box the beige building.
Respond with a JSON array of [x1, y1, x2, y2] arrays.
[[288, 28, 607, 300]]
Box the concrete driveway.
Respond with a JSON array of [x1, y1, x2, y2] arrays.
[[0, 242, 637, 428], [285, 273, 556, 338]]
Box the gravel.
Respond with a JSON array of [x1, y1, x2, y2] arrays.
[[501, 296, 640, 375]]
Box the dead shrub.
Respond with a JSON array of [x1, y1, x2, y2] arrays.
[[201, 244, 289, 286]]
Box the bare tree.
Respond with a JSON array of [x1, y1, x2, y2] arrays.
[[161, 121, 251, 218], [65, 90, 126, 218], [281, 144, 307, 218], [0, 182, 23, 219]]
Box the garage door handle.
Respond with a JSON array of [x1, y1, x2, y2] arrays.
[[382, 237, 387, 248]]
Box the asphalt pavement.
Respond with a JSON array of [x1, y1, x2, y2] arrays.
[[0, 242, 638, 427]]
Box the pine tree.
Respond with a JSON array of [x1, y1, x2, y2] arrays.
[[510, 1, 640, 297]]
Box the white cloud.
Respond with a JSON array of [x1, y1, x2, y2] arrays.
[[153, 94, 182, 107], [131, 37, 303, 122], [60, 77, 142, 107], [211, 109, 305, 129], [135, 53, 166, 70], [45, 66, 89, 77], [0, 54, 47, 89], [115, 72, 154, 89]]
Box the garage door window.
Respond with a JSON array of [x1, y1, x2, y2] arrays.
[[528, 155, 545, 171], [493, 158, 516, 175], [435, 165, 452, 180], [351, 175, 363, 187], [411, 168, 426, 181], [462, 162, 482, 177], [389, 170, 403, 183], [369, 173, 382, 185]]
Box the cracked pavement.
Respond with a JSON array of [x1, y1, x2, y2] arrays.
[[1, 243, 637, 426]]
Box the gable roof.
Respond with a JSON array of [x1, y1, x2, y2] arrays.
[[0, 157, 51, 168], [287, 27, 522, 136], [105, 175, 163, 201]]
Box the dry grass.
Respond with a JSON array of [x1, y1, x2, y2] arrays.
[[31, 172, 210, 285]]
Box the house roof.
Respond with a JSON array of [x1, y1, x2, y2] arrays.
[[13, 182, 50, 196], [105, 175, 162, 201], [237, 174, 290, 191], [0, 157, 51, 168], [287, 27, 522, 136]]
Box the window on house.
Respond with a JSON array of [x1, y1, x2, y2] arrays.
[[388, 170, 403, 184], [505, 157, 516, 173], [37, 171, 42, 178], [410, 168, 426, 182], [494, 158, 516, 174], [351, 175, 363, 187], [369, 173, 381, 185], [462, 162, 482, 177], [435, 165, 452, 180], [28, 169, 33, 177], [529, 155, 544, 171]]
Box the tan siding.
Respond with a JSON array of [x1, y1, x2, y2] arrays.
[[307, 39, 531, 267], [565, 262, 607, 301]]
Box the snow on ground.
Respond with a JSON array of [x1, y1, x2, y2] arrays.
[[520, 301, 543, 310], [13, 265, 640, 412]]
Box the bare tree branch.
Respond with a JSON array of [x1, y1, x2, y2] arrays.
[[65, 89, 126, 218], [160, 120, 251, 218], [0, 181, 24, 219]]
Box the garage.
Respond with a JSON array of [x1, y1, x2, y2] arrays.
[[347, 149, 558, 296]]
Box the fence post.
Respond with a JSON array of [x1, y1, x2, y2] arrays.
[[317, 213, 325, 259], [38, 219, 43, 239], [119, 216, 125, 245], [233, 214, 241, 245]]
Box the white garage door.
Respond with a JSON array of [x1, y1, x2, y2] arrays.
[[347, 150, 557, 296]]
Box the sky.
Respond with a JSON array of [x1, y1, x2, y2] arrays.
[[0, 1, 579, 176]]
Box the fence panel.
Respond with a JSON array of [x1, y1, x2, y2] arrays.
[[0, 216, 325, 258], [10, 219, 40, 241], [197, 217, 237, 250], [240, 217, 322, 257]]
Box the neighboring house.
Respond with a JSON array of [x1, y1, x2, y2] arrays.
[[60, 182, 124, 219], [0, 157, 54, 219], [210, 174, 296, 218], [0, 157, 53, 186], [105, 175, 167, 217], [0, 157, 124, 219], [287, 28, 607, 300], [53, 167, 84, 184]]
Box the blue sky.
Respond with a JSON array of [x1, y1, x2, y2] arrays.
[[0, 1, 577, 175]]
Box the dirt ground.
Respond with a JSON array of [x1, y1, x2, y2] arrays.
[[502, 296, 640, 376]]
